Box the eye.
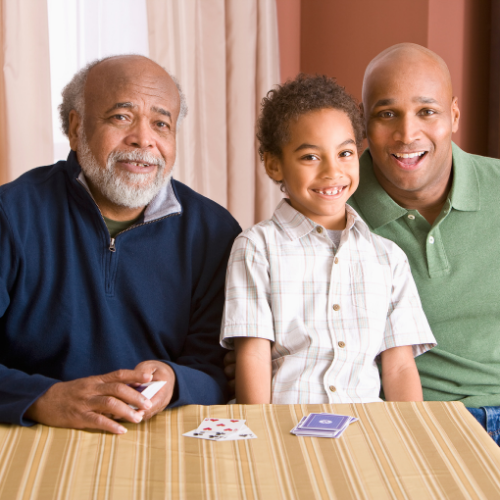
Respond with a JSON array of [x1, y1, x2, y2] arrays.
[[113, 114, 128, 121], [420, 109, 437, 116], [156, 121, 170, 129], [301, 154, 319, 161], [339, 150, 354, 158], [378, 110, 395, 118]]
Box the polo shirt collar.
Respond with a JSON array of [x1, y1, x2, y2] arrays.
[[351, 150, 407, 230], [352, 143, 480, 230], [448, 142, 480, 212], [272, 198, 372, 242]]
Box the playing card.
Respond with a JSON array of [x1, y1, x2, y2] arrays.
[[129, 380, 166, 409], [183, 418, 247, 441], [290, 413, 357, 439], [300, 413, 351, 432]]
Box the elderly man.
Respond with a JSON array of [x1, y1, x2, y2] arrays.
[[347, 43, 500, 443], [0, 55, 240, 434]]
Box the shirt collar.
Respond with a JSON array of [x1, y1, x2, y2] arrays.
[[351, 143, 480, 230], [73, 152, 182, 223], [448, 142, 480, 212], [272, 198, 372, 242]]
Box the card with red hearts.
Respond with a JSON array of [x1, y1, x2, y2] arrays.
[[183, 418, 257, 441]]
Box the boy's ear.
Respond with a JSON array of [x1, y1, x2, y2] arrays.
[[263, 152, 283, 182]]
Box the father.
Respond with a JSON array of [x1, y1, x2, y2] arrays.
[[348, 43, 500, 442], [0, 55, 240, 434]]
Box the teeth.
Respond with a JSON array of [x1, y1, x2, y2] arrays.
[[318, 187, 341, 195], [393, 152, 425, 158]]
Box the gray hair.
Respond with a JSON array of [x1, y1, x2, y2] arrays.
[[59, 55, 188, 137]]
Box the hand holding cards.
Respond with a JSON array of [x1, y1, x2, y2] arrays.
[[184, 418, 257, 441], [129, 381, 166, 410], [291, 412, 357, 438]]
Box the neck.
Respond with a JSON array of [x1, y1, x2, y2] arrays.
[[373, 162, 453, 226]]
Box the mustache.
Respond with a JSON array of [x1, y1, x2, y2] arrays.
[[108, 150, 166, 168]]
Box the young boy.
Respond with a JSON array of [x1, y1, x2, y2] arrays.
[[220, 74, 436, 404]]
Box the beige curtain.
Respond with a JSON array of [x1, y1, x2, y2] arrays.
[[0, 0, 53, 184], [146, 0, 282, 229]]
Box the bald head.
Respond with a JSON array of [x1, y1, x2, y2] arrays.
[[362, 43, 453, 106]]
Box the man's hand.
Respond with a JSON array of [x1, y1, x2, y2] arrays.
[[133, 360, 176, 421], [25, 361, 176, 434], [223, 350, 236, 395]]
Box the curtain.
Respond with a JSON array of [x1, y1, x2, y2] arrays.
[[0, 0, 53, 184], [146, 0, 282, 228]]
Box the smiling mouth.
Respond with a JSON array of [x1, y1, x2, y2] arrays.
[[391, 151, 427, 167], [312, 186, 347, 196], [121, 161, 154, 168]]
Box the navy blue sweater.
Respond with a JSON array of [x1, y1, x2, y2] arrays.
[[0, 153, 241, 425]]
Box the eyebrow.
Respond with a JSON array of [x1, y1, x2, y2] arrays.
[[293, 138, 356, 152], [106, 102, 172, 119], [373, 96, 440, 107]]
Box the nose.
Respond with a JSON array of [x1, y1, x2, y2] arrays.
[[125, 117, 155, 149], [393, 113, 419, 144], [320, 156, 344, 179]]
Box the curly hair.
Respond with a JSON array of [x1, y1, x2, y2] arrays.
[[257, 74, 364, 163]]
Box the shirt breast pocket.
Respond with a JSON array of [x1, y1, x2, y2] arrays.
[[350, 262, 391, 322]]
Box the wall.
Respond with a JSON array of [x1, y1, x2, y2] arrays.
[[277, 0, 492, 156]]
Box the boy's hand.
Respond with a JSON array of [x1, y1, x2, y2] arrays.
[[223, 350, 236, 395]]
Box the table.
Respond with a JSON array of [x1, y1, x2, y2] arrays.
[[1, 402, 500, 499]]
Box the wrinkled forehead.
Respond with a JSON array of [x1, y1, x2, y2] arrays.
[[84, 57, 180, 115]]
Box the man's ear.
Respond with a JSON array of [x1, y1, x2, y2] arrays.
[[263, 152, 283, 182], [451, 96, 460, 134], [68, 110, 82, 151]]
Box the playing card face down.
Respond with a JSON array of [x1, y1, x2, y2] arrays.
[[183, 418, 257, 441], [290, 413, 357, 439], [301, 413, 351, 431]]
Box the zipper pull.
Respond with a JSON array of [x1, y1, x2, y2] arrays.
[[109, 238, 116, 252]]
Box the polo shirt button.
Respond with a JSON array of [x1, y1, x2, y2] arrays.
[[333, 304, 341, 311], [316, 227, 323, 234], [329, 385, 336, 392], [334, 257, 339, 264], [338, 341, 345, 348], [407, 214, 415, 220], [429, 236, 435, 244]]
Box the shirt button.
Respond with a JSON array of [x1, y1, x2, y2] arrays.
[[333, 304, 341, 311], [429, 236, 435, 244], [338, 341, 345, 348], [334, 257, 339, 264], [316, 227, 323, 234], [407, 214, 415, 220], [329, 385, 336, 392]]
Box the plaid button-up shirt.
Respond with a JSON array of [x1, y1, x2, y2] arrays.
[[221, 200, 436, 404]]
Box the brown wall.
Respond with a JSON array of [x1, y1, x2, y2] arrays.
[[277, 0, 492, 156]]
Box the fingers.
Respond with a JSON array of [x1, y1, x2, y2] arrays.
[[224, 350, 236, 367], [224, 362, 236, 379], [100, 368, 152, 386], [132, 361, 176, 421]]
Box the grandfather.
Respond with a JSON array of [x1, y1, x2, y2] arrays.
[[348, 43, 500, 442], [0, 55, 240, 433]]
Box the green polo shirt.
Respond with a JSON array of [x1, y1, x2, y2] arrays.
[[348, 143, 500, 408]]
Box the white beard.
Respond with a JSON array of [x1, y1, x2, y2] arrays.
[[77, 130, 171, 209]]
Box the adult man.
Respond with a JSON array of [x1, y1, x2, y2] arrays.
[[0, 55, 241, 434], [347, 43, 500, 443]]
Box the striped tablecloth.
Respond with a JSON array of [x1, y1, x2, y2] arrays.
[[1, 402, 500, 499]]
